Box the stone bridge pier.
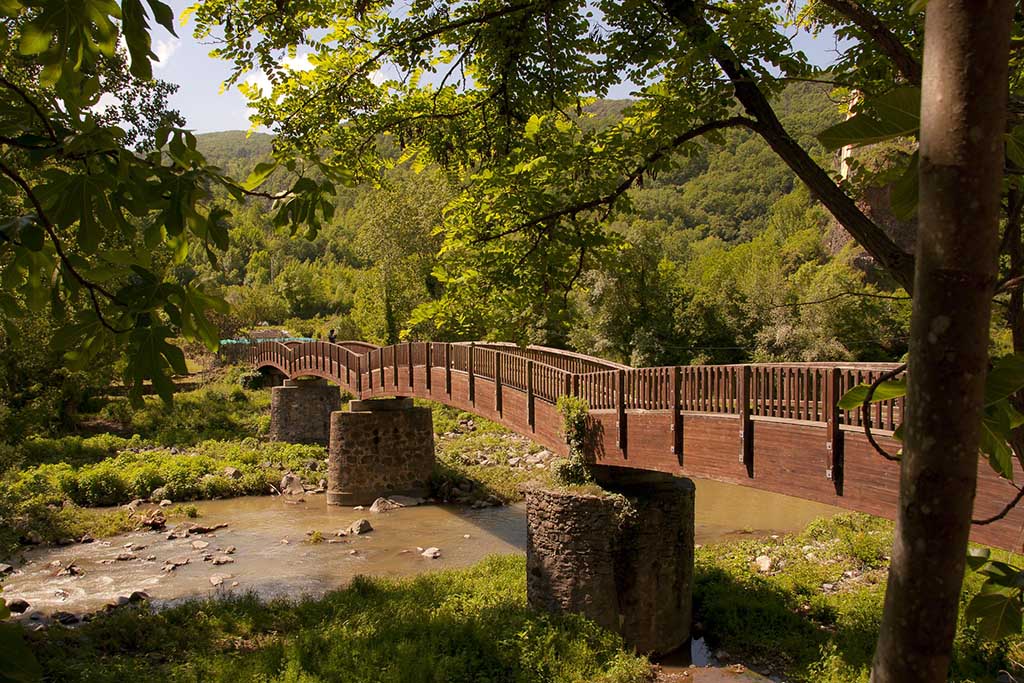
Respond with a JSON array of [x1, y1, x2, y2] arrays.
[[326, 398, 435, 506], [524, 468, 695, 656], [269, 378, 341, 445]]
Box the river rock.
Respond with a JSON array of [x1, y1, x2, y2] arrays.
[[115, 552, 137, 562], [167, 523, 191, 539], [163, 556, 190, 571], [754, 555, 772, 573], [223, 466, 242, 480], [348, 519, 373, 535], [369, 497, 401, 513], [209, 574, 231, 586], [189, 523, 228, 534], [224, 545, 236, 554], [159, 499, 173, 507], [280, 472, 305, 495], [421, 547, 441, 559], [150, 486, 170, 502], [52, 611, 79, 626], [6, 598, 29, 614], [0, 563, 12, 575], [389, 495, 424, 507], [107, 595, 131, 608], [211, 555, 234, 566], [191, 540, 210, 550], [57, 562, 84, 576], [139, 510, 166, 531], [23, 531, 42, 545], [79, 534, 94, 544], [128, 591, 149, 603]]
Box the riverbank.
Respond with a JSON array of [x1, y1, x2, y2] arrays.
[[11, 514, 1023, 683]]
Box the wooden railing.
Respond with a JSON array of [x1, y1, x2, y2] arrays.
[[250, 339, 904, 433]]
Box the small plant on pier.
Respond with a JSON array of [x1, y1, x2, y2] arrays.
[[554, 396, 594, 487]]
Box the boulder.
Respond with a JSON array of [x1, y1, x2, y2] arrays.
[[115, 552, 137, 562], [159, 499, 173, 508], [421, 547, 441, 559], [211, 555, 234, 566], [188, 523, 228, 534], [128, 591, 149, 603], [224, 545, 236, 555], [280, 472, 305, 495], [369, 497, 401, 514], [6, 598, 29, 614], [222, 466, 242, 480], [150, 486, 170, 502], [138, 510, 166, 531], [754, 555, 772, 573], [52, 611, 79, 626], [348, 519, 373, 535], [0, 563, 12, 575], [191, 540, 210, 550]]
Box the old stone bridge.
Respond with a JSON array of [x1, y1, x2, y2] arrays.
[[249, 339, 1024, 653]]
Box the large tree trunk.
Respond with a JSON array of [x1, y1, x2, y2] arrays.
[[870, 2, 1013, 681]]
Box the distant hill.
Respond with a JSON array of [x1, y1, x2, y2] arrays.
[[196, 130, 275, 177]]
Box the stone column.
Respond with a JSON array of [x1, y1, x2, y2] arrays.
[[523, 473, 695, 655], [268, 378, 341, 445], [326, 398, 435, 506]]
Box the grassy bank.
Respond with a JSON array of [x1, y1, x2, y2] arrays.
[[0, 378, 547, 555], [27, 555, 650, 683], [694, 513, 1022, 682]]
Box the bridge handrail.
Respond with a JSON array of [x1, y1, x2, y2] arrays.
[[250, 340, 906, 431]]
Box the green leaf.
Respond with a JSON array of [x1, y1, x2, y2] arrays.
[[985, 355, 1024, 406], [965, 589, 1023, 641], [837, 379, 906, 411], [147, 0, 176, 36], [980, 411, 1015, 480], [0, 621, 42, 682], [818, 87, 921, 151], [242, 161, 278, 191], [890, 151, 919, 221], [967, 547, 992, 571]]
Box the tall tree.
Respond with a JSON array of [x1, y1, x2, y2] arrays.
[[871, 2, 1013, 680]]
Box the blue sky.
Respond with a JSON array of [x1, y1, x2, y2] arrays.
[[152, 0, 847, 134]]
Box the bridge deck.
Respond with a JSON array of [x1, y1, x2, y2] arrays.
[[251, 340, 1024, 552]]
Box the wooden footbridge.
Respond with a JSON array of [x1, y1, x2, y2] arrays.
[[251, 339, 1024, 551]]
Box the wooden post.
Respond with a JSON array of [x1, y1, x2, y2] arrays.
[[425, 343, 432, 392], [379, 349, 385, 389], [671, 366, 683, 462], [393, 345, 399, 388], [563, 372, 571, 400], [445, 343, 452, 397], [572, 373, 579, 397], [345, 350, 351, 386], [495, 353, 503, 416], [356, 354, 363, 395], [617, 369, 626, 452], [468, 343, 476, 404], [527, 359, 535, 431], [407, 341, 414, 388], [826, 367, 844, 493], [739, 365, 753, 474]]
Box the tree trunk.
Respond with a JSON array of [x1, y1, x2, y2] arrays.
[[870, 2, 1013, 681]]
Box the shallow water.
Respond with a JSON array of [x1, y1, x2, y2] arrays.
[[2, 478, 841, 617]]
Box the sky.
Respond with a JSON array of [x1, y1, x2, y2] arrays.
[[152, 0, 847, 134]]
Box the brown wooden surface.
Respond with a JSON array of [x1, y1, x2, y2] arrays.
[[251, 340, 1024, 551]]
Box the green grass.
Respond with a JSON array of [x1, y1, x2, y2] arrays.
[[693, 513, 1023, 682], [28, 555, 651, 683]]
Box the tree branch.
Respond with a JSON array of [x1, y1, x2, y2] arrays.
[[816, 0, 922, 85], [475, 116, 756, 243], [972, 484, 1024, 525], [0, 159, 131, 334], [659, 0, 917, 293], [861, 363, 906, 462], [0, 74, 58, 142]]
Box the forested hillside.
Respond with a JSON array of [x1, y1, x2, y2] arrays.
[[190, 83, 911, 367]]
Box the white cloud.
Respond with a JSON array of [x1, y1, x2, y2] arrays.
[[92, 92, 122, 115], [242, 52, 315, 98], [153, 38, 181, 69], [283, 53, 314, 71]]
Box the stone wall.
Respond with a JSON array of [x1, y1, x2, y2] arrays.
[[269, 378, 341, 445], [524, 476, 694, 655], [326, 398, 435, 506]]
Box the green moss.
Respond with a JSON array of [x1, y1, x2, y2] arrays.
[[694, 513, 1023, 682], [29, 555, 651, 683]]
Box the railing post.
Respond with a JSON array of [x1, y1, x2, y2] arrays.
[[468, 342, 476, 404], [407, 341, 414, 388], [617, 369, 626, 452], [356, 355, 363, 395], [563, 372, 571, 400], [826, 367, 844, 493], [393, 345, 399, 388], [571, 373, 579, 397], [425, 343, 432, 392], [495, 353, 503, 416], [345, 349, 351, 386], [739, 365, 752, 474], [445, 343, 452, 397], [671, 366, 683, 462], [527, 359, 535, 431]]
